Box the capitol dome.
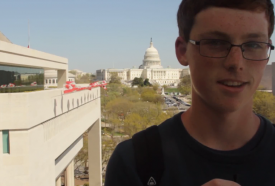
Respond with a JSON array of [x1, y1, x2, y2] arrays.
[[140, 39, 163, 69]]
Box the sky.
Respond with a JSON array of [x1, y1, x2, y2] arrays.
[[1, 0, 275, 74]]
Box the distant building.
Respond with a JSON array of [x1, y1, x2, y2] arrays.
[[44, 70, 76, 87], [96, 39, 189, 86], [69, 69, 90, 77], [259, 64, 272, 90]]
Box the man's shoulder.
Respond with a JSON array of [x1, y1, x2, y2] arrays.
[[115, 139, 134, 156], [158, 112, 183, 138], [258, 114, 275, 129]]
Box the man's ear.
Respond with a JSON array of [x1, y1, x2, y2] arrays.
[[175, 36, 188, 66]]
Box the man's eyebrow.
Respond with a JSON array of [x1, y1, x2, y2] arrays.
[[198, 31, 268, 40], [242, 33, 268, 40], [198, 31, 231, 40]]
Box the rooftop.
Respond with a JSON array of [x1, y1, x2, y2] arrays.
[[0, 31, 12, 43]]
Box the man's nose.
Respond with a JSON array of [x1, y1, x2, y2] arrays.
[[222, 46, 244, 71]]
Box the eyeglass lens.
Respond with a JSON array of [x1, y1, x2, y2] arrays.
[[199, 40, 271, 60]]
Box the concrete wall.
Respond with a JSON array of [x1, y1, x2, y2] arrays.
[[0, 88, 101, 186], [259, 64, 272, 90], [0, 88, 100, 130]]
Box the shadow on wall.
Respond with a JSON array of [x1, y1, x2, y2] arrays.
[[67, 100, 70, 111], [54, 99, 57, 117]]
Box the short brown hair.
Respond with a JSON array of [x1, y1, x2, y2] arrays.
[[177, 0, 274, 41]]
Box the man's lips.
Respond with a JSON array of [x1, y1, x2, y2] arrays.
[[217, 79, 248, 94], [217, 79, 249, 86], [217, 79, 247, 83]]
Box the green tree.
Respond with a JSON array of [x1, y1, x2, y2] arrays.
[[75, 73, 93, 84], [126, 102, 173, 136], [132, 77, 144, 87], [109, 72, 122, 84], [106, 98, 133, 120], [178, 75, 192, 95], [124, 113, 147, 138], [143, 78, 152, 86], [253, 91, 275, 123], [162, 85, 168, 90], [152, 83, 159, 91], [141, 88, 164, 104], [102, 136, 116, 169], [122, 87, 140, 102]]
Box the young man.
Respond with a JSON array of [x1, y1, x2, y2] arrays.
[[105, 0, 275, 185]]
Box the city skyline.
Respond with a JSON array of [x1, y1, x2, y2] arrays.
[[1, 0, 275, 73]]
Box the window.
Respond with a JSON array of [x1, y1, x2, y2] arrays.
[[53, 79, 55, 84], [2, 130, 9, 154], [46, 79, 48, 84], [0, 65, 44, 93], [49, 80, 51, 84]]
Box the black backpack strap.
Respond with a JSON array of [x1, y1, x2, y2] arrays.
[[132, 125, 164, 186]]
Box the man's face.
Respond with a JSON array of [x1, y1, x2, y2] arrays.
[[176, 7, 270, 113]]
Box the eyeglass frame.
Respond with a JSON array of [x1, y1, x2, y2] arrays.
[[189, 39, 275, 61]]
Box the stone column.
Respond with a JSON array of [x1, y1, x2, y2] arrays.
[[57, 69, 68, 88], [65, 160, 75, 186], [88, 119, 102, 186], [56, 177, 61, 186], [272, 62, 275, 95]]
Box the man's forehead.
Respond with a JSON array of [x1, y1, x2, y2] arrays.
[[191, 7, 269, 40], [198, 31, 268, 41]]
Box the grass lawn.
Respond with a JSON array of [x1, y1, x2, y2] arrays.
[[113, 131, 125, 136], [165, 88, 179, 93], [102, 128, 126, 136]]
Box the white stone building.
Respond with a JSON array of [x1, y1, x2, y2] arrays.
[[0, 32, 102, 186], [70, 69, 90, 77], [96, 40, 189, 86], [44, 70, 76, 87]]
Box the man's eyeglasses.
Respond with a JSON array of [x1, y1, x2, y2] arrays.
[[189, 39, 275, 61]]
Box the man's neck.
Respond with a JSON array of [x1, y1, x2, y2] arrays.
[[181, 97, 260, 151]]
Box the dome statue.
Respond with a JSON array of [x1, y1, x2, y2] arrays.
[[139, 38, 163, 69]]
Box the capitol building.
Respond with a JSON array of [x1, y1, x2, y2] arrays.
[[96, 39, 189, 86]]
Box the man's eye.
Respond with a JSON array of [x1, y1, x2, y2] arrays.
[[244, 42, 262, 49]]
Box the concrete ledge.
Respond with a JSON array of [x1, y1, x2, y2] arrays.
[[0, 41, 67, 66], [0, 87, 101, 130]]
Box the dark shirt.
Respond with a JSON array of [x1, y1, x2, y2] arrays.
[[105, 112, 275, 186]]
